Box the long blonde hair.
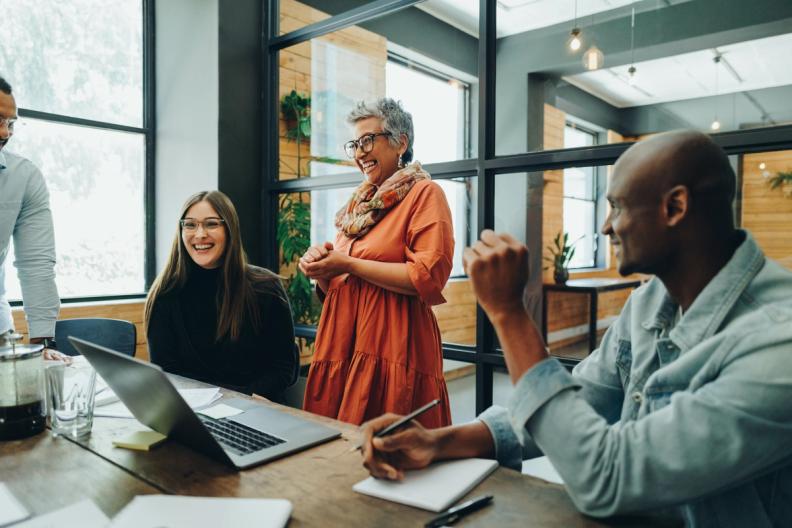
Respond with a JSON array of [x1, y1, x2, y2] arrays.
[[144, 190, 282, 341]]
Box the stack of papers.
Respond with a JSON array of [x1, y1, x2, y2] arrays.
[[12, 496, 292, 528], [94, 388, 221, 419], [0, 483, 29, 526], [521, 456, 564, 485], [13, 499, 108, 528], [353, 458, 498, 512], [109, 496, 292, 528]]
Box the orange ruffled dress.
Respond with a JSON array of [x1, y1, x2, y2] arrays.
[[303, 179, 453, 428]]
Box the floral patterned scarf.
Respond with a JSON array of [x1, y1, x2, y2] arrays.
[[335, 162, 431, 238]]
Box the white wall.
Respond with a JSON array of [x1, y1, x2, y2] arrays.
[[155, 0, 218, 272]]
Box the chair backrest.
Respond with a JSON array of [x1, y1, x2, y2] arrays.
[[55, 318, 137, 357]]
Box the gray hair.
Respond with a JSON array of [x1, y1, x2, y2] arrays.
[[347, 98, 414, 163]]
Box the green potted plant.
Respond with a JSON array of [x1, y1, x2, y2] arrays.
[[767, 170, 792, 198], [544, 231, 579, 284], [278, 90, 319, 325]]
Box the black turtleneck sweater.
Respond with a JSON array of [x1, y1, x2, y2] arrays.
[[147, 264, 297, 400]]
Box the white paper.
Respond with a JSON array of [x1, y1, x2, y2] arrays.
[[352, 458, 498, 512], [109, 495, 292, 528], [13, 499, 109, 528], [197, 403, 244, 420], [521, 456, 564, 485], [94, 388, 221, 418], [0, 483, 30, 527]]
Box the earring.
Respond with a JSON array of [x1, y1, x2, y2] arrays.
[[398, 154, 404, 168]]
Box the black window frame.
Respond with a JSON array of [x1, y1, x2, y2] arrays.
[[262, 0, 792, 415]]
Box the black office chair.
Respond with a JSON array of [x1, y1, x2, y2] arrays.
[[280, 343, 305, 408], [55, 318, 137, 357]]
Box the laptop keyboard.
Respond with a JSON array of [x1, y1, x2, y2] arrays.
[[198, 414, 285, 456]]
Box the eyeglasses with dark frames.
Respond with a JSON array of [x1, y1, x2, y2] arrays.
[[343, 132, 391, 158], [180, 218, 226, 232]]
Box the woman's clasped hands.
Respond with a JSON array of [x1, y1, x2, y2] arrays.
[[298, 242, 351, 281]]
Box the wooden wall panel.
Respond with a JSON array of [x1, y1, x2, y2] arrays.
[[12, 301, 148, 361], [742, 150, 792, 269], [433, 279, 476, 345]]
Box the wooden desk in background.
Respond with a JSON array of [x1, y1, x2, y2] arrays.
[[542, 278, 643, 355], [2, 376, 678, 527]]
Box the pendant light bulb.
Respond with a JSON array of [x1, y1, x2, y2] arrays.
[[568, 28, 582, 51], [582, 45, 604, 71], [710, 119, 721, 131]]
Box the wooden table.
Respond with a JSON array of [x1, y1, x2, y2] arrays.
[[2, 376, 678, 527], [542, 278, 643, 355]]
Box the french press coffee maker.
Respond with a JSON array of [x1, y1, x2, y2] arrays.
[[0, 330, 46, 440]]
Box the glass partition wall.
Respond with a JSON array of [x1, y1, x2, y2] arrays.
[[263, 0, 792, 415]]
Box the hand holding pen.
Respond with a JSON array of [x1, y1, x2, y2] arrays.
[[359, 399, 442, 481]]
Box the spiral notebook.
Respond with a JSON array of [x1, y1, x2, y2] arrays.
[[352, 458, 498, 512]]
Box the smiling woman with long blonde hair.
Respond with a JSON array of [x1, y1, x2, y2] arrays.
[[144, 190, 298, 399]]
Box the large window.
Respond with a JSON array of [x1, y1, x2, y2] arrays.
[[387, 53, 474, 276], [264, 0, 792, 416], [0, 0, 151, 300], [563, 124, 600, 269]]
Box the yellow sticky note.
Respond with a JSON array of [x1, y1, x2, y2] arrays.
[[112, 431, 167, 451]]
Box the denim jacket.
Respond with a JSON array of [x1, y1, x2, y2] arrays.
[[0, 150, 59, 337], [479, 231, 792, 527]]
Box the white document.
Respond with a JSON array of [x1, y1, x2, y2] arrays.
[[352, 458, 498, 512], [95, 388, 221, 418], [521, 456, 565, 485], [0, 483, 29, 527], [197, 403, 244, 420], [109, 495, 292, 528], [13, 499, 109, 528]]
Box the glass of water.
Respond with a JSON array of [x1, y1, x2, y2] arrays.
[[46, 360, 97, 438]]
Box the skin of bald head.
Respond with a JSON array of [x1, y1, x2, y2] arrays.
[[602, 130, 737, 277]]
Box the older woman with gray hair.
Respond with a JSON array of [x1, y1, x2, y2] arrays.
[[299, 97, 453, 428]]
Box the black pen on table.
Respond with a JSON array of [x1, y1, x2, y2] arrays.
[[424, 495, 494, 528], [352, 398, 440, 452]]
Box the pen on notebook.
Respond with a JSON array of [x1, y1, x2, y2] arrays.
[[352, 399, 441, 452], [424, 495, 493, 528]]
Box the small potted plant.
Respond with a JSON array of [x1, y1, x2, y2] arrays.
[[544, 231, 578, 284], [766, 169, 792, 198]]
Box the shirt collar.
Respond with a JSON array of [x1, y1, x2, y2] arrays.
[[642, 230, 765, 352], [0, 150, 6, 170]]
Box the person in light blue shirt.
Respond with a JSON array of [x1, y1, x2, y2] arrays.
[[360, 131, 792, 526], [0, 75, 60, 352]]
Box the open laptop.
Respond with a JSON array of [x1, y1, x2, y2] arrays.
[[70, 336, 341, 469]]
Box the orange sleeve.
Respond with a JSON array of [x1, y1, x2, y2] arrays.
[[404, 182, 454, 306]]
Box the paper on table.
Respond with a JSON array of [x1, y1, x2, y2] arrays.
[[352, 458, 498, 512], [109, 495, 292, 528], [521, 456, 564, 485], [197, 403, 244, 420], [0, 482, 29, 527], [13, 499, 109, 528], [94, 388, 221, 418]]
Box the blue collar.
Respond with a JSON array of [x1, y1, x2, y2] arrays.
[[641, 230, 765, 352]]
